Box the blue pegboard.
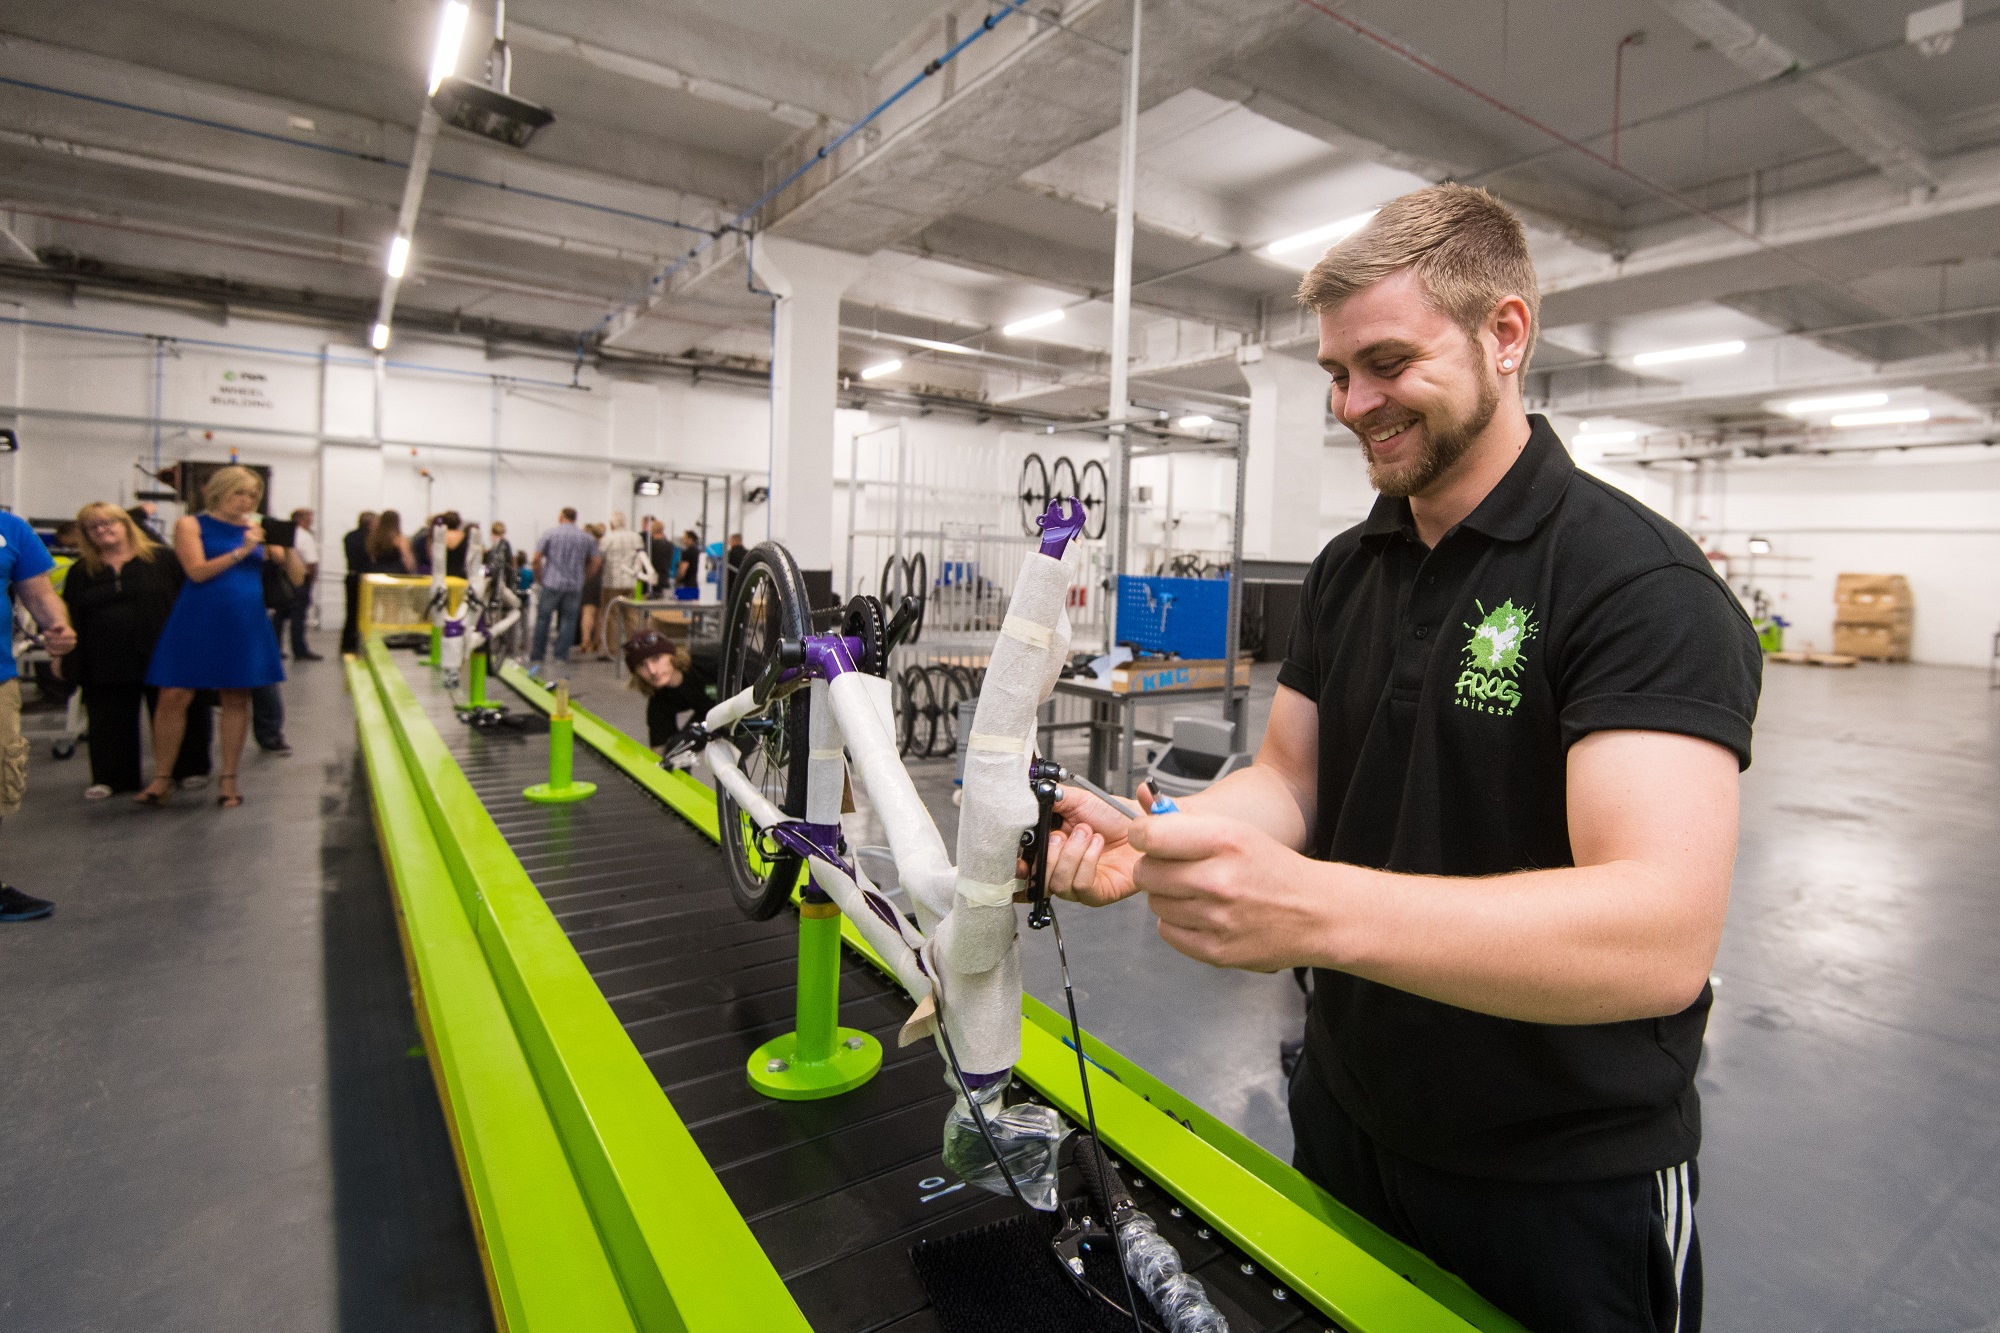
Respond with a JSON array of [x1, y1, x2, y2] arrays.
[[1116, 575, 1231, 659]]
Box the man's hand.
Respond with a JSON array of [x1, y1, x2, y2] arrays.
[[1132, 813, 1325, 972]]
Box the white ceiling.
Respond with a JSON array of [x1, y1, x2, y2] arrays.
[[3, 0, 1998, 445]]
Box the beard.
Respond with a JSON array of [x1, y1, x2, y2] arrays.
[[1358, 361, 1500, 499]]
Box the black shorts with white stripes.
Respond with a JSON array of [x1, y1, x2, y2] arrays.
[[1289, 1055, 1702, 1333]]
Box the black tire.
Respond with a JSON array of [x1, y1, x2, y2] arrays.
[[880, 552, 904, 606], [717, 543, 812, 921], [936, 665, 977, 756], [1050, 455, 1078, 501], [898, 664, 936, 758], [1018, 453, 1050, 536], [1079, 458, 1108, 540], [905, 550, 928, 644]]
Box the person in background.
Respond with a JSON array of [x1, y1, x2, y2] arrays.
[[725, 532, 747, 574], [645, 518, 676, 596], [254, 537, 305, 756], [127, 502, 165, 542], [57, 503, 211, 798], [285, 507, 322, 661], [675, 530, 701, 595], [418, 511, 467, 578], [578, 523, 607, 656], [485, 521, 513, 583], [339, 510, 375, 653], [622, 630, 718, 756], [140, 466, 302, 810], [48, 520, 81, 555], [364, 509, 416, 574], [515, 550, 532, 595], [0, 505, 76, 922], [596, 513, 645, 659], [528, 507, 598, 673]]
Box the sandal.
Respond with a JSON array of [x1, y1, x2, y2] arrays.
[[134, 777, 175, 808], [217, 774, 243, 809]]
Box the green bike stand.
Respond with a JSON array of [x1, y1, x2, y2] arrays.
[[426, 622, 443, 667], [748, 900, 882, 1100], [466, 650, 489, 706], [523, 683, 597, 804]]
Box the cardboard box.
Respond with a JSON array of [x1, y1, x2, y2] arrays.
[[1107, 656, 1252, 694], [1834, 574, 1913, 623], [1832, 623, 1910, 661]]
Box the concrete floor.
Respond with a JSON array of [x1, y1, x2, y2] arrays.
[[3, 643, 1996, 1331]]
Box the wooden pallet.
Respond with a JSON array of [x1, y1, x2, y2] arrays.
[[1768, 650, 1859, 667]]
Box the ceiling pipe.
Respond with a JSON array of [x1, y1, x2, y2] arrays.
[[1106, 0, 1142, 595]]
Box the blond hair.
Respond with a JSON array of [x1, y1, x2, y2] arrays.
[[73, 502, 160, 574], [1296, 184, 1540, 371], [201, 464, 264, 512]]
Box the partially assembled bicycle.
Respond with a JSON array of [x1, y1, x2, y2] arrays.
[[666, 497, 1226, 1331]]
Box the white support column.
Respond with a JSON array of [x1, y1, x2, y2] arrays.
[[749, 236, 867, 575], [1236, 345, 1328, 561]]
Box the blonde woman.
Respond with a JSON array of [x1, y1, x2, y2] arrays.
[[57, 504, 211, 797], [140, 467, 302, 808]]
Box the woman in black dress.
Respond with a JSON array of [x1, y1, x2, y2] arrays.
[[58, 503, 211, 797]]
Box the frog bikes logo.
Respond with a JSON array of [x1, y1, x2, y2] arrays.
[[1454, 598, 1537, 717]]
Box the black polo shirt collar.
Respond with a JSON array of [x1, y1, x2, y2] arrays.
[[1355, 415, 1575, 548]]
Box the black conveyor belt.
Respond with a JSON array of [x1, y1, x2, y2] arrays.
[[405, 662, 1313, 1332]]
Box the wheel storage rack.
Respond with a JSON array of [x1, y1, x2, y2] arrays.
[[347, 639, 1524, 1333]]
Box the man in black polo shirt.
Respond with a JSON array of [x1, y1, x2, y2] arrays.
[[1045, 184, 1761, 1333]]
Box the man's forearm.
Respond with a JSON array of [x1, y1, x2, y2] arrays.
[[1178, 761, 1312, 853], [1305, 858, 1720, 1025]]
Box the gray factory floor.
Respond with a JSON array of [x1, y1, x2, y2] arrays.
[[1, 641, 1995, 1331]]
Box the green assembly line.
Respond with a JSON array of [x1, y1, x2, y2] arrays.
[[347, 639, 1526, 1333]]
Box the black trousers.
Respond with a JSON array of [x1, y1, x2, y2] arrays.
[[80, 684, 215, 792], [340, 571, 361, 654], [286, 570, 317, 654], [1289, 1055, 1701, 1333]]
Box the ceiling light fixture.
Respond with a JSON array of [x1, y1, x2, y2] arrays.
[[1177, 414, 1213, 430], [1630, 340, 1746, 367], [859, 360, 902, 381], [1831, 407, 1930, 428], [428, 1, 470, 95], [633, 476, 663, 497], [370, 322, 391, 351], [1783, 392, 1888, 415], [385, 235, 411, 278], [1264, 210, 1380, 259], [1747, 536, 1773, 554], [1002, 309, 1065, 337]]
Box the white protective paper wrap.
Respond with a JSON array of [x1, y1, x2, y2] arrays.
[[932, 548, 1074, 1074]]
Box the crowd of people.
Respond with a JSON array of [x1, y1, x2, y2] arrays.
[[0, 489, 744, 925]]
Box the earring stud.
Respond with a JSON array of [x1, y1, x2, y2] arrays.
[[1501, 358, 1514, 370]]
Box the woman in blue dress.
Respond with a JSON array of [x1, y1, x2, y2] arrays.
[[140, 466, 301, 808]]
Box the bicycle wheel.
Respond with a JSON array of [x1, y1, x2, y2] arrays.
[[880, 552, 904, 606], [1079, 458, 1108, 540], [1017, 452, 1050, 536], [937, 664, 977, 756], [904, 550, 928, 644], [1049, 455, 1078, 501], [898, 664, 937, 758], [717, 543, 812, 921]]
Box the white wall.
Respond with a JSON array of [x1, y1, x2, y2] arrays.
[[1585, 448, 2000, 668]]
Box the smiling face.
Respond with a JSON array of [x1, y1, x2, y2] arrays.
[[637, 653, 683, 690], [1317, 269, 1503, 499], [216, 484, 262, 522]]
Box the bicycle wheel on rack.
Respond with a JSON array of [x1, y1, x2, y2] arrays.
[[898, 664, 937, 758], [1078, 458, 1108, 539], [717, 543, 812, 920], [936, 664, 978, 756], [880, 552, 904, 607], [904, 550, 928, 644], [1049, 455, 1079, 502], [1018, 452, 1050, 536]]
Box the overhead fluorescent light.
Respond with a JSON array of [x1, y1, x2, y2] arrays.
[[1177, 414, 1213, 430], [1002, 309, 1065, 337], [858, 359, 902, 381], [1784, 392, 1888, 415], [385, 235, 411, 278], [634, 476, 663, 497], [428, 1, 470, 95], [1747, 536, 1773, 554], [1265, 210, 1380, 259], [1831, 407, 1930, 428], [370, 322, 391, 350], [1630, 340, 1746, 367]]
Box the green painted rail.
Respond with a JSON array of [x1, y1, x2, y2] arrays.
[[496, 661, 1524, 1333], [361, 642, 810, 1333], [350, 658, 637, 1332]]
